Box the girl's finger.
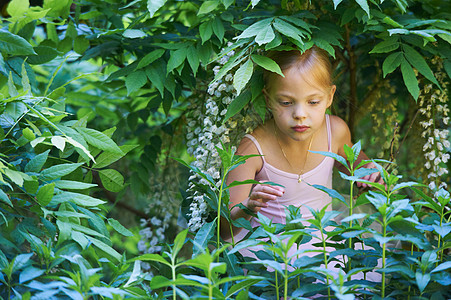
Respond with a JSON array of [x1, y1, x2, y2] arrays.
[[255, 185, 284, 197], [250, 191, 279, 201]]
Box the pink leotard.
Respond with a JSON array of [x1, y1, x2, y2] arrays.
[[244, 114, 334, 227]]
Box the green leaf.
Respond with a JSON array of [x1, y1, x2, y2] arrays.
[[223, 89, 252, 122], [0, 31, 36, 56], [233, 59, 253, 95], [22, 127, 35, 141], [370, 39, 399, 54], [0, 189, 12, 206], [273, 18, 304, 45], [199, 20, 213, 44], [19, 266, 45, 284], [382, 52, 402, 77], [355, 0, 370, 17], [50, 191, 106, 207], [212, 17, 225, 42], [99, 169, 124, 192], [93, 144, 137, 169], [126, 70, 147, 95], [43, 0, 71, 18], [251, 54, 284, 77], [400, 58, 420, 100], [7, 0, 29, 17], [137, 49, 165, 69], [255, 25, 275, 46], [72, 231, 89, 248], [198, 1, 219, 15], [167, 48, 187, 75], [54, 180, 97, 190], [108, 218, 133, 236], [25, 150, 50, 173], [172, 228, 188, 257], [129, 254, 171, 266], [27, 45, 59, 65], [235, 18, 273, 40], [4, 169, 24, 186], [36, 183, 55, 206], [187, 46, 200, 76], [39, 163, 83, 181], [333, 0, 344, 9], [51, 136, 65, 151], [415, 272, 430, 293], [123, 29, 146, 39], [89, 236, 122, 262], [403, 44, 439, 87], [147, 0, 168, 17], [146, 64, 165, 97], [193, 220, 216, 253], [74, 36, 90, 54], [76, 127, 123, 154]]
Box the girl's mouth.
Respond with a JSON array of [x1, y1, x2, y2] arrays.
[[291, 125, 309, 132]]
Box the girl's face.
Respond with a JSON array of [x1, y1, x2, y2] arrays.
[[266, 67, 336, 142]]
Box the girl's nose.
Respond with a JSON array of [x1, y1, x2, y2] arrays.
[[292, 104, 307, 119]]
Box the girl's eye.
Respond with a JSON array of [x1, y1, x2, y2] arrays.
[[309, 100, 320, 105], [279, 100, 292, 106]]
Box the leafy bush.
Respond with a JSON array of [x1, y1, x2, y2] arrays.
[[140, 144, 451, 299]]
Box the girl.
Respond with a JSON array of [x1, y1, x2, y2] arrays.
[[220, 47, 383, 241]]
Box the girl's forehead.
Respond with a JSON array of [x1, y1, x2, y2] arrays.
[[270, 69, 330, 95]]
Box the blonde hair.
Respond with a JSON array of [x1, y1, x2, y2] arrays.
[[263, 47, 333, 93]]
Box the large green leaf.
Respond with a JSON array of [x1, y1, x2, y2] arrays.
[[0, 189, 12, 206], [400, 58, 420, 100], [167, 48, 187, 75], [382, 52, 402, 77], [108, 218, 133, 237], [93, 144, 137, 169], [235, 18, 273, 40], [251, 54, 284, 77], [125, 70, 147, 95], [233, 59, 253, 95], [355, 0, 370, 17], [0, 31, 36, 56], [197, 0, 218, 15], [223, 89, 252, 122], [137, 49, 165, 69], [36, 182, 55, 206], [76, 127, 123, 154], [99, 169, 124, 192], [403, 44, 439, 87], [50, 191, 105, 207], [147, 0, 168, 17], [39, 163, 83, 181], [370, 39, 399, 54], [255, 25, 275, 46]]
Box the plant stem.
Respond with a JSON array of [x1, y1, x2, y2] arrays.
[[284, 263, 288, 300], [381, 215, 387, 299], [216, 171, 228, 253], [321, 228, 331, 299]]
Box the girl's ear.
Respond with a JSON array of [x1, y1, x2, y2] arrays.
[[327, 85, 336, 107], [262, 88, 272, 110]]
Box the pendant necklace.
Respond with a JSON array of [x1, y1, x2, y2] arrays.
[[274, 122, 314, 183]]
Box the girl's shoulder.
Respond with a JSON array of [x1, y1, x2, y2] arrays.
[[328, 115, 352, 152]]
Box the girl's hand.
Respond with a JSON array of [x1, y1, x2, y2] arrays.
[[244, 184, 285, 213], [357, 162, 385, 188]]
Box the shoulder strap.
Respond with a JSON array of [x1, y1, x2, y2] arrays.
[[326, 114, 332, 152], [243, 134, 266, 161]]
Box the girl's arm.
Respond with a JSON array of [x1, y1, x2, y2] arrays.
[[331, 116, 384, 187], [220, 137, 284, 240]]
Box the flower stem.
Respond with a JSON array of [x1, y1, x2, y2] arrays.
[[216, 171, 228, 253], [381, 215, 387, 299]]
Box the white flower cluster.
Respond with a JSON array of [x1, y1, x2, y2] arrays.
[[184, 46, 260, 231], [137, 189, 178, 256], [418, 59, 450, 192]]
